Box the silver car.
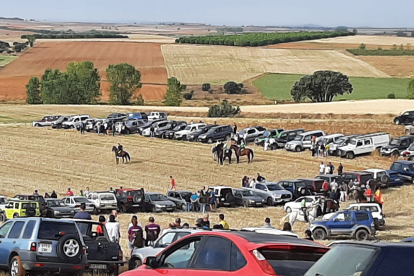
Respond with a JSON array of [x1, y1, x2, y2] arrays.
[[61, 196, 96, 214]]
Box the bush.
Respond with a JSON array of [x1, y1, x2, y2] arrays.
[[207, 99, 241, 117], [387, 93, 396, 99], [135, 94, 145, 105], [183, 91, 194, 100], [202, 83, 211, 91], [224, 81, 243, 94]]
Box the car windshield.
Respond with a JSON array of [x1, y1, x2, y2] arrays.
[[294, 135, 302, 141], [67, 117, 75, 122], [100, 194, 115, 200], [184, 125, 192, 130], [388, 172, 400, 178], [150, 194, 168, 201], [263, 131, 271, 137], [334, 137, 347, 144], [73, 197, 88, 203], [47, 200, 65, 207], [348, 139, 357, 146], [390, 139, 401, 146], [242, 190, 255, 196], [173, 125, 184, 131], [304, 244, 378, 276], [267, 184, 284, 191], [0, 198, 7, 203]]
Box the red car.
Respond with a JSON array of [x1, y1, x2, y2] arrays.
[[121, 231, 329, 276]]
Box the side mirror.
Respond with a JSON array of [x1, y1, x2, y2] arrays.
[[144, 256, 158, 268]]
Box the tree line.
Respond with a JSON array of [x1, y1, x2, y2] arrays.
[[175, 31, 354, 47], [21, 33, 128, 39]]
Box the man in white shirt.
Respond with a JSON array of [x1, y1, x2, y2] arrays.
[[330, 180, 338, 192], [84, 187, 90, 197], [319, 162, 325, 175], [324, 164, 331, 174]]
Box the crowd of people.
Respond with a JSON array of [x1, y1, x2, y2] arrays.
[[241, 173, 266, 187]]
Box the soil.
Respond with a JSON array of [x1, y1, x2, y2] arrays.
[[358, 56, 414, 77]]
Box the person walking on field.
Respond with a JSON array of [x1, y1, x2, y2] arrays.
[[233, 123, 238, 135], [170, 176, 176, 191]]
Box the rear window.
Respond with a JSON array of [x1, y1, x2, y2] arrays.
[[99, 194, 115, 201], [22, 220, 36, 239], [8, 221, 25, 239], [356, 213, 370, 221], [304, 244, 378, 276], [360, 175, 372, 183], [261, 248, 325, 276], [38, 222, 78, 240]]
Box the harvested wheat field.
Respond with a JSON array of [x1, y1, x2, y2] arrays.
[[265, 42, 399, 51], [357, 56, 414, 78], [0, 105, 412, 256], [161, 44, 389, 84], [311, 35, 414, 46], [0, 41, 168, 101]]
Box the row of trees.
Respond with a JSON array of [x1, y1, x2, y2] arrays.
[[175, 31, 354, 47], [26, 61, 142, 105], [21, 33, 128, 39]]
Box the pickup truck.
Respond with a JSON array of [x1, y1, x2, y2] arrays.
[[246, 182, 292, 206], [389, 160, 414, 184], [338, 132, 389, 159]]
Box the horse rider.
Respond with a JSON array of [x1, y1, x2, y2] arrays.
[[239, 139, 246, 154], [117, 143, 123, 155], [301, 197, 308, 222]]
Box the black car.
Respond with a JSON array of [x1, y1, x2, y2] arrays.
[[51, 116, 72, 129], [305, 241, 414, 276], [298, 178, 324, 193], [198, 125, 233, 143], [270, 129, 305, 150], [277, 180, 312, 199], [394, 110, 414, 125], [144, 192, 176, 212], [187, 125, 216, 142], [45, 198, 75, 218], [315, 174, 343, 184], [107, 113, 127, 120], [137, 119, 166, 135], [380, 135, 414, 157], [155, 121, 187, 138], [74, 220, 124, 275], [114, 188, 145, 213], [163, 123, 188, 139], [233, 189, 265, 207]]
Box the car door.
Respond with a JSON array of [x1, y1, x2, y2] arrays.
[[247, 129, 256, 141], [329, 212, 354, 235], [254, 184, 267, 198], [234, 191, 242, 206], [0, 221, 14, 265], [144, 194, 153, 212]]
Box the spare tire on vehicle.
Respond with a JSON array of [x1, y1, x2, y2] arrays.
[[26, 207, 36, 217], [57, 234, 82, 263], [225, 193, 235, 203], [133, 194, 141, 203], [380, 174, 390, 185]]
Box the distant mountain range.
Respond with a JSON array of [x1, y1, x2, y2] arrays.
[[0, 17, 24, 21]]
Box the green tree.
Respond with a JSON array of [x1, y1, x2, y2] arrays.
[[164, 77, 184, 106], [26, 35, 36, 47], [224, 81, 242, 94], [135, 93, 145, 105], [40, 68, 63, 104], [407, 78, 414, 99], [66, 61, 101, 104], [106, 63, 142, 105], [208, 99, 240, 117], [291, 71, 353, 102], [26, 77, 42, 104], [202, 83, 211, 91]]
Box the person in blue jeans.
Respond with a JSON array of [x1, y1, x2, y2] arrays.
[[209, 188, 216, 211], [198, 186, 207, 213], [184, 193, 191, 212], [191, 192, 199, 212]]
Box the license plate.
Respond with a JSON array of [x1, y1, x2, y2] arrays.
[[90, 264, 107, 270], [256, 203, 262, 205], [39, 243, 52, 253]]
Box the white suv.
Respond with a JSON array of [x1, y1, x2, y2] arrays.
[[147, 112, 168, 121], [62, 115, 90, 129], [0, 196, 8, 210], [86, 192, 118, 212], [175, 123, 206, 140]]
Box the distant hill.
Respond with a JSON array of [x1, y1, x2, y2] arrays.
[[0, 17, 24, 21]]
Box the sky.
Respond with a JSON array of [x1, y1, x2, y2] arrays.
[[2, 0, 413, 28]]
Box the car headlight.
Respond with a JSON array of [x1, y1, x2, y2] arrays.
[[122, 126, 125, 130], [249, 200, 255, 203], [155, 204, 165, 208], [273, 193, 282, 198], [54, 211, 60, 214]]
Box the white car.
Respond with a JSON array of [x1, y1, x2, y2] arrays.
[[240, 227, 299, 238], [147, 112, 168, 121], [86, 192, 118, 212], [61, 196, 96, 214], [0, 196, 8, 210], [175, 123, 206, 140], [283, 196, 319, 213], [62, 114, 90, 129], [322, 203, 385, 228]]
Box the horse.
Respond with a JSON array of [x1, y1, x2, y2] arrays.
[[212, 143, 232, 165], [353, 189, 368, 203], [111, 146, 131, 164], [280, 203, 322, 227], [230, 144, 254, 164], [325, 199, 339, 213]]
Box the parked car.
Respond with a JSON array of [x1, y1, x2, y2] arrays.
[[310, 210, 376, 241], [162, 123, 188, 139], [277, 180, 312, 199], [175, 123, 207, 140], [125, 231, 328, 276], [74, 219, 124, 274], [129, 228, 203, 269], [0, 199, 40, 221], [394, 110, 414, 125], [51, 115, 72, 129], [61, 196, 96, 213], [137, 119, 166, 135], [315, 174, 343, 184], [247, 182, 293, 206], [285, 130, 325, 152], [147, 111, 168, 121], [44, 198, 75, 218], [0, 196, 8, 210], [107, 113, 127, 120], [254, 128, 284, 146], [340, 171, 374, 186], [269, 128, 305, 150], [126, 112, 148, 121], [32, 115, 62, 127], [186, 124, 216, 142], [401, 143, 414, 160], [298, 178, 325, 193], [238, 126, 266, 143], [389, 160, 414, 183], [156, 121, 187, 138], [380, 135, 414, 157], [363, 168, 404, 187], [283, 196, 320, 213], [114, 188, 145, 213], [83, 118, 98, 132], [208, 186, 236, 207], [166, 190, 193, 210], [115, 119, 143, 134], [305, 241, 414, 276], [198, 125, 233, 143], [317, 133, 344, 147], [346, 203, 385, 228], [338, 132, 390, 159], [328, 134, 358, 155], [233, 188, 265, 207], [86, 192, 118, 213], [62, 114, 90, 129], [0, 218, 87, 276], [13, 194, 46, 216], [144, 192, 176, 212], [142, 120, 177, 137]]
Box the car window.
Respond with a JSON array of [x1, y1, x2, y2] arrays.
[[256, 184, 265, 190], [279, 133, 287, 139], [8, 221, 25, 239], [38, 222, 78, 240], [364, 139, 371, 145], [192, 236, 231, 270], [161, 237, 201, 269], [305, 198, 313, 202], [304, 135, 311, 141], [247, 129, 255, 134], [230, 243, 247, 271], [22, 220, 36, 239], [0, 221, 13, 238], [356, 213, 369, 221], [156, 232, 176, 248], [391, 163, 402, 171], [14, 203, 19, 209], [174, 232, 190, 242]]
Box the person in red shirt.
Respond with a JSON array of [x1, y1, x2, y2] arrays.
[[170, 176, 176, 191], [322, 180, 329, 196], [66, 187, 74, 196], [96, 215, 106, 236]]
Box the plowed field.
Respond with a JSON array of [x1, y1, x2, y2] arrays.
[[0, 42, 167, 101]]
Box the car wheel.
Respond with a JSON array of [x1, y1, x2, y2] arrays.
[[295, 146, 302, 152], [313, 228, 326, 240], [243, 201, 249, 208], [346, 152, 354, 159], [10, 256, 25, 276], [395, 118, 401, 125], [120, 204, 127, 213], [129, 257, 142, 270], [0, 213, 5, 222], [126, 129, 130, 135], [181, 203, 186, 210], [285, 207, 292, 213], [355, 229, 369, 241], [267, 197, 273, 206], [57, 234, 82, 263], [13, 213, 19, 218], [34, 123, 40, 127], [207, 138, 213, 144], [152, 206, 157, 212], [70, 125, 75, 129]]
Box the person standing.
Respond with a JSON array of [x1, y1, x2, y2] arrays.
[[249, 178, 257, 188], [208, 188, 216, 211], [241, 176, 248, 187], [319, 162, 325, 175], [219, 214, 229, 230], [191, 192, 199, 212], [51, 190, 58, 198], [330, 179, 338, 192], [170, 176, 176, 191], [324, 163, 331, 174], [184, 192, 191, 212], [66, 187, 74, 196], [340, 181, 348, 202], [257, 173, 265, 182], [128, 217, 144, 254], [233, 123, 238, 135], [74, 203, 92, 220], [97, 122, 101, 135], [328, 162, 335, 174], [262, 217, 275, 229], [324, 143, 330, 157], [322, 180, 330, 196], [301, 197, 308, 222], [84, 187, 91, 197], [96, 215, 106, 236], [33, 190, 39, 196], [199, 186, 207, 213], [112, 122, 116, 137], [145, 217, 161, 246], [264, 137, 270, 151], [106, 214, 121, 243], [338, 163, 344, 175], [202, 214, 210, 228]]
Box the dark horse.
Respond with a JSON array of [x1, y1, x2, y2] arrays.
[[230, 144, 254, 164], [111, 146, 131, 164], [212, 143, 232, 165]]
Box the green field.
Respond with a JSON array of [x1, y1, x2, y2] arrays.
[[0, 55, 17, 67], [253, 73, 411, 101]]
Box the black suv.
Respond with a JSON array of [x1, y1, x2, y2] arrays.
[[187, 124, 216, 142], [198, 125, 232, 143], [394, 110, 414, 125], [14, 194, 46, 216], [270, 129, 305, 150], [163, 123, 188, 139], [75, 220, 124, 275], [114, 188, 145, 213], [380, 135, 414, 157], [156, 121, 187, 138]]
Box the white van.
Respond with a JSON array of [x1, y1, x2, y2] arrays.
[[86, 192, 118, 212], [62, 114, 90, 129], [174, 123, 206, 140], [285, 130, 326, 152], [147, 112, 168, 121], [338, 132, 390, 159], [318, 133, 344, 145]]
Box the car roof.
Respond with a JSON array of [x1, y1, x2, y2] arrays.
[[394, 160, 414, 164], [209, 186, 233, 189], [348, 202, 381, 206], [342, 171, 372, 175], [146, 192, 164, 195], [298, 178, 324, 181], [279, 179, 304, 183], [169, 190, 192, 193], [363, 169, 385, 173], [240, 228, 299, 238], [9, 199, 38, 202], [329, 240, 414, 248]]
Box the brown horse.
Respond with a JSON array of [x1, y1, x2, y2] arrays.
[[212, 143, 232, 165], [325, 199, 339, 213], [353, 190, 368, 203], [112, 146, 131, 164], [230, 145, 254, 163]]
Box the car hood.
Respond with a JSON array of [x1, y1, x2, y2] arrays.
[[271, 190, 292, 195], [132, 247, 163, 259], [49, 206, 73, 212], [286, 140, 301, 145], [153, 200, 175, 206], [175, 130, 191, 135], [382, 145, 399, 151]]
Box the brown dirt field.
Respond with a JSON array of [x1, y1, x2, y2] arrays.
[[0, 105, 412, 259], [265, 42, 397, 50], [357, 56, 414, 78], [0, 41, 168, 101]]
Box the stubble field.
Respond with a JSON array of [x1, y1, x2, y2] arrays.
[[0, 105, 413, 257]]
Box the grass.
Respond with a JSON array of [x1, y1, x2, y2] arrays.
[[253, 73, 411, 101], [0, 55, 17, 67]]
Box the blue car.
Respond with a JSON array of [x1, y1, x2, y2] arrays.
[[126, 112, 148, 121], [385, 170, 405, 186], [309, 210, 376, 241], [390, 160, 414, 184]]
